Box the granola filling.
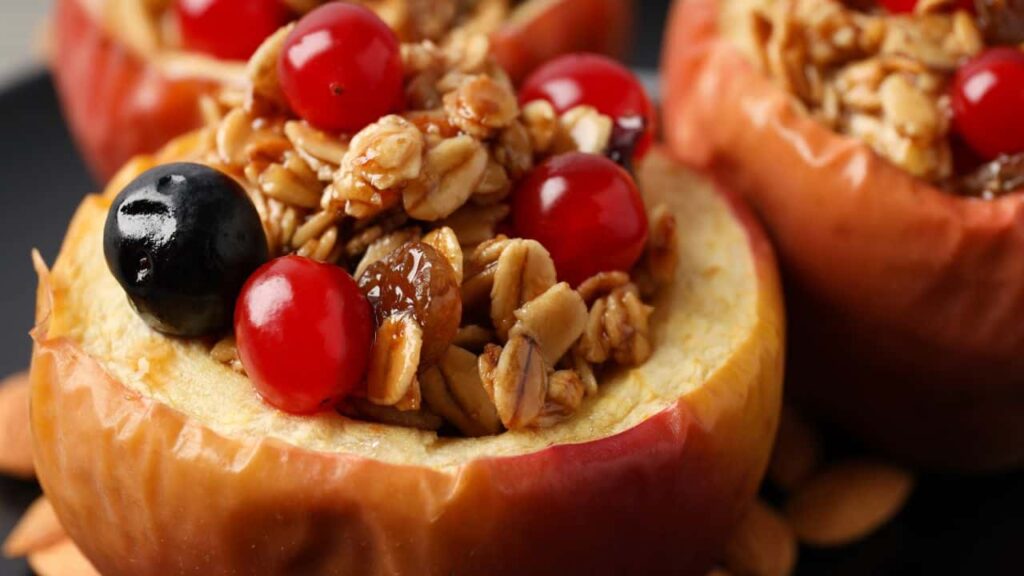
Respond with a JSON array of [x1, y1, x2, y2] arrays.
[[139, 25, 678, 437], [118, 0, 524, 54], [736, 0, 1024, 198]]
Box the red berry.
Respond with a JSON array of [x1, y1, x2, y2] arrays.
[[235, 256, 373, 414], [175, 0, 290, 61], [278, 3, 403, 132], [519, 53, 656, 161], [512, 153, 648, 287], [952, 48, 1024, 160], [880, 0, 974, 12]]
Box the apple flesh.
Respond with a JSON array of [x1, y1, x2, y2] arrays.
[[50, 0, 634, 181], [30, 142, 784, 575], [661, 0, 1024, 470]]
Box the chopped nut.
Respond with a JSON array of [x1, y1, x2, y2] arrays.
[[535, 369, 586, 428], [491, 239, 558, 340], [577, 283, 654, 366], [522, 99, 559, 153], [210, 337, 245, 374], [343, 115, 425, 190], [576, 271, 631, 304], [554, 105, 614, 154], [366, 315, 423, 410], [443, 75, 519, 138], [479, 335, 548, 430], [643, 204, 680, 287], [403, 135, 489, 220], [512, 282, 588, 366]]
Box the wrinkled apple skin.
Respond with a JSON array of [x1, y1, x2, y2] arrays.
[[30, 147, 784, 575]]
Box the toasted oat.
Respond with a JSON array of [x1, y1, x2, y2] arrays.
[[366, 315, 423, 410], [554, 105, 614, 155], [355, 227, 422, 278], [421, 346, 502, 436], [490, 239, 558, 340], [643, 204, 680, 287], [0, 371, 33, 479], [246, 24, 294, 111], [521, 100, 559, 153], [723, 500, 798, 576], [785, 460, 915, 547], [437, 203, 509, 247], [512, 283, 588, 366], [534, 369, 587, 428], [403, 135, 489, 220], [345, 398, 443, 431], [479, 335, 548, 430]]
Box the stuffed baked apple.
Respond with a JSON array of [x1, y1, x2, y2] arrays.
[[51, 0, 633, 180], [32, 6, 783, 574], [663, 0, 1024, 470]]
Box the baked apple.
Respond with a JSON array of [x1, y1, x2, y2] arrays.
[[50, 0, 634, 180], [662, 0, 1024, 470], [30, 13, 783, 575]]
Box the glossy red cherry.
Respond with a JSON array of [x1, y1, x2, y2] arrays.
[[519, 53, 656, 162], [951, 48, 1024, 160], [235, 256, 373, 414], [512, 153, 648, 286], [879, 0, 974, 12], [278, 3, 403, 132], [175, 0, 290, 61]]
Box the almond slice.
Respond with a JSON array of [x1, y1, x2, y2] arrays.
[[767, 405, 822, 492], [3, 496, 63, 558], [0, 371, 34, 478], [28, 538, 100, 576], [723, 500, 797, 576], [786, 460, 915, 547]]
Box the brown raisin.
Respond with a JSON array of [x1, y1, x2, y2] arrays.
[[358, 241, 462, 365]]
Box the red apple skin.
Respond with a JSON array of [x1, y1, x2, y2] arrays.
[[51, 0, 217, 181], [661, 0, 1024, 471], [49, 0, 633, 181], [29, 146, 784, 575]]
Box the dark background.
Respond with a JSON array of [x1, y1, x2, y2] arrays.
[[0, 0, 1021, 574]]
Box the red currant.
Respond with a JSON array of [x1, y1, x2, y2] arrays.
[[519, 53, 656, 162], [235, 256, 373, 414], [879, 0, 974, 12], [512, 153, 648, 287], [951, 48, 1024, 160], [278, 3, 403, 133], [175, 0, 290, 61]]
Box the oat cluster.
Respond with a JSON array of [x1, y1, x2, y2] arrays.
[[752, 0, 982, 182], [194, 27, 676, 435]]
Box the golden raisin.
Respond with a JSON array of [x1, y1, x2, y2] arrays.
[[359, 241, 462, 364]]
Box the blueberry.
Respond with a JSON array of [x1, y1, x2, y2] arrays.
[[103, 163, 269, 336]]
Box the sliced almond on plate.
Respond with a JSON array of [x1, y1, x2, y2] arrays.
[[786, 460, 915, 547], [724, 500, 797, 576], [2, 496, 62, 557], [0, 371, 34, 478], [28, 538, 100, 576]]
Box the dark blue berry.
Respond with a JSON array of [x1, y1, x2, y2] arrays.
[[103, 162, 269, 336]]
